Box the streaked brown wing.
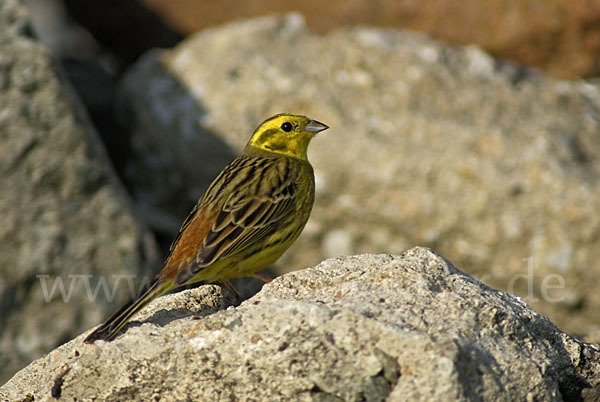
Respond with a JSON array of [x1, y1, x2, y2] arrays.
[[199, 193, 296, 262], [171, 156, 298, 285], [162, 156, 266, 269]]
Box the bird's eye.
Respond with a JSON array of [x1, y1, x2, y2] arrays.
[[281, 122, 293, 132]]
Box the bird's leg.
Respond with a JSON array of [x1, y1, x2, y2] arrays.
[[222, 279, 242, 300], [253, 272, 273, 283]]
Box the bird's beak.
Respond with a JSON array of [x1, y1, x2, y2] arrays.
[[305, 120, 329, 133]]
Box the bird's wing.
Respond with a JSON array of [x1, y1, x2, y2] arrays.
[[168, 157, 299, 285]]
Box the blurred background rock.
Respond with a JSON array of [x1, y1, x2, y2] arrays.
[[141, 0, 600, 79], [2, 0, 599, 383], [25, 0, 600, 179]]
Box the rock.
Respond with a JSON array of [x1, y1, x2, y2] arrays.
[[140, 0, 600, 78], [116, 14, 600, 335], [0, 0, 160, 383], [1, 248, 599, 400]]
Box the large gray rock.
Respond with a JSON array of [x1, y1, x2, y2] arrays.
[[116, 14, 600, 335], [0, 0, 160, 383], [1, 248, 599, 400]]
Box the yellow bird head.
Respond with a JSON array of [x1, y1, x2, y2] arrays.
[[245, 113, 329, 160]]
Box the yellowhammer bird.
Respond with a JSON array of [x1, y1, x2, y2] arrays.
[[84, 113, 328, 343]]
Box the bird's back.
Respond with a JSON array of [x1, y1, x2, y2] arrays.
[[160, 151, 315, 285]]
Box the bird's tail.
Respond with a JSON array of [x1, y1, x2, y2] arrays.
[[84, 277, 170, 343]]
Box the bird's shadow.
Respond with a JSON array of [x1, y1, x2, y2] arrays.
[[117, 275, 271, 333], [119, 302, 225, 334], [139, 307, 213, 328]]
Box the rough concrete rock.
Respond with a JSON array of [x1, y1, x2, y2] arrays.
[[116, 14, 600, 335], [1, 248, 599, 401], [0, 0, 160, 383]]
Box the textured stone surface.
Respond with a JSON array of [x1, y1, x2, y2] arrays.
[[116, 14, 600, 335], [2, 248, 599, 400], [0, 0, 160, 383]]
